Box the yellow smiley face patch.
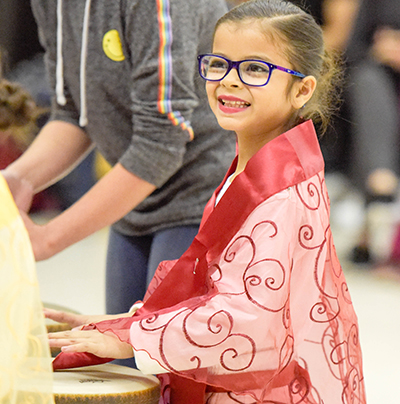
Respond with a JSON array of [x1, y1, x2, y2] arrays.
[[103, 29, 125, 62]]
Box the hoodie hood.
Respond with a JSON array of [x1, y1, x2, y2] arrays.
[[56, 0, 92, 127]]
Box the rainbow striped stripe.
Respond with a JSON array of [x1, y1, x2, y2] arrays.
[[156, 0, 195, 140]]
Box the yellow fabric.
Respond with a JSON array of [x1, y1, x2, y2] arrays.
[[95, 151, 111, 179], [0, 174, 54, 404]]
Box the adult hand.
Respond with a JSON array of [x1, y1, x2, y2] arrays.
[[2, 169, 59, 261], [44, 308, 131, 329], [1, 170, 34, 212], [372, 27, 400, 72], [48, 328, 134, 359]]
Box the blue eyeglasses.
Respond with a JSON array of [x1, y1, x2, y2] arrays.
[[198, 54, 305, 87]]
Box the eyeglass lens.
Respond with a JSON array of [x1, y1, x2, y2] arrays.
[[200, 55, 271, 86]]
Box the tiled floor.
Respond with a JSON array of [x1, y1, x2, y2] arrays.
[[36, 174, 400, 403]]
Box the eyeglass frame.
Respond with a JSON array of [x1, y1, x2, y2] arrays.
[[197, 53, 306, 87]]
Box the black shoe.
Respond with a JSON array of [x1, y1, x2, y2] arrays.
[[349, 245, 372, 264]]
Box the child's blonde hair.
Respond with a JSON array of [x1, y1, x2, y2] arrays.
[[215, 0, 343, 134]]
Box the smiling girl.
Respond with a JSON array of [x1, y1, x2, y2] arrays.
[[47, 1, 366, 403]]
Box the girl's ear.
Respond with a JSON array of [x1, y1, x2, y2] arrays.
[[291, 76, 317, 110]]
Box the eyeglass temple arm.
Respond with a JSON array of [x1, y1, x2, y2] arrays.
[[274, 65, 305, 78]]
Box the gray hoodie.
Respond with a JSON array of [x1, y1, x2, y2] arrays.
[[31, 0, 235, 235]]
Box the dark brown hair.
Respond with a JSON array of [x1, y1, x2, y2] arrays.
[[0, 79, 41, 148], [215, 0, 343, 134]]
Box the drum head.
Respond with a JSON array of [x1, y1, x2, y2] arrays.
[[53, 364, 160, 404]]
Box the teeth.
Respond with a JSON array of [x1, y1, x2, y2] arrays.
[[221, 99, 250, 108]]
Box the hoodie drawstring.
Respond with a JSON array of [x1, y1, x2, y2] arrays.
[[79, 0, 92, 127], [56, 0, 92, 127], [56, 0, 66, 106]]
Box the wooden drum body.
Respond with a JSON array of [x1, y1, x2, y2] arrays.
[[53, 364, 160, 404]]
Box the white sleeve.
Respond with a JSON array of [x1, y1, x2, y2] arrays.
[[128, 302, 144, 314], [130, 302, 168, 374], [134, 349, 169, 375]]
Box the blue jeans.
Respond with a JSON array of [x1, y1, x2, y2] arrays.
[[105, 225, 199, 315], [105, 225, 199, 368]]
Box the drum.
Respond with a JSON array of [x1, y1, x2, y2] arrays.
[[53, 364, 160, 404]]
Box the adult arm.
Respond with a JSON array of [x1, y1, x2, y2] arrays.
[[371, 27, 400, 72], [19, 161, 156, 260], [2, 120, 93, 212], [322, 0, 360, 52]]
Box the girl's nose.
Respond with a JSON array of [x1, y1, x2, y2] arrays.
[[220, 68, 242, 88]]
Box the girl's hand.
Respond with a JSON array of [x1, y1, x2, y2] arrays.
[[44, 308, 131, 330], [48, 329, 134, 359]]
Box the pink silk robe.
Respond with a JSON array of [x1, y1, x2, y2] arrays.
[[54, 121, 366, 404]]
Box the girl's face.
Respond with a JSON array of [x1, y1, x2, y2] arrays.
[[206, 22, 304, 143]]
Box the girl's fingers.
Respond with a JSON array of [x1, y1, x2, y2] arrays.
[[48, 330, 95, 346], [43, 308, 66, 323], [48, 338, 77, 348], [48, 329, 133, 359], [61, 344, 86, 353], [49, 330, 93, 338], [48, 331, 99, 354], [44, 310, 132, 329], [44, 308, 83, 327]]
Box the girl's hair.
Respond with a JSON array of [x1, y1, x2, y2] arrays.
[[215, 0, 343, 135], [0, 79, 41, 149]]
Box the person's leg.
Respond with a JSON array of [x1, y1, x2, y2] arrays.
[[106, 229, 154, 368], [147, 225, 199, 286], [106, 228, 152, 315], [349, 61, 399, 193], [106, 225, 197, 368], [348, 61, 400, 263]]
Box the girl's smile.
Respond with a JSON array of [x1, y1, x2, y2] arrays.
[[218, 95, 251, 113]]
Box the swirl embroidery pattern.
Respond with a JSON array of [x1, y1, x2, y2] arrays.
[[132, 174, 365, 404]]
